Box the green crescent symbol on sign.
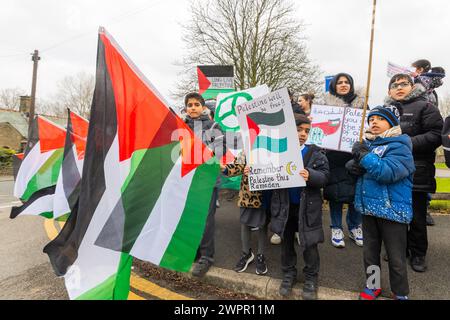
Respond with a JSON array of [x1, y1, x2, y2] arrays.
[[215, 92, 254, 132]]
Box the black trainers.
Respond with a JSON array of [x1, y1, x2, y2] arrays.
[[192, 258, 212, 277], [426, 213, 435, 226], [255, 254, 268, 275], [279, 274, 296, 297], [302, 281, 318, 300], [234, 249, 255, 273], [410, 256, 427, 273]]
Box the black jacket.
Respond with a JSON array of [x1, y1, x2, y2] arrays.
[[385, 84, 443, 193], [270, 145, 329, 248], [443, 116, 450, 168], [323, 150, 356, 203]]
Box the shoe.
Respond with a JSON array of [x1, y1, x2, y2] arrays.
[[393, 294, 409, 300], [234, 249, 255, 273], [270, 233, 282, 245], [192, 258, 212, 277], [331, 228, 345, 248], [255, 254, 268, 275], [216, 200, 220, 208], [410, 256, 427, 273], [426, 213, 435, 226], [251, 227, 259, 231], [349, 227, 363, 247], [295, 232, 300, 246], [359, 287, 382, 300], [302, 281, 318, 300], [279, 274, 296, 297]]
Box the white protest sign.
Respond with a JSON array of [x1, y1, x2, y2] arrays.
[[307, 105, 366, 153], [387, 61, 415, 78], [215, 85, 270, 132], [236, 88, 306, 191]]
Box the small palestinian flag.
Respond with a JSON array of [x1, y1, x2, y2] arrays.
[[246, 109, 288, 153], [44, 27, 219, 300], [11, 116, 66, 219], [53, 110, 89, 220], [197, 65, 234, 100]]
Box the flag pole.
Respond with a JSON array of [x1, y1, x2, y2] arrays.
[[359, 0, 378, 142]]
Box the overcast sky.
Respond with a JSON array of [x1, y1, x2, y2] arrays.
[[1, 0, 450, 108]]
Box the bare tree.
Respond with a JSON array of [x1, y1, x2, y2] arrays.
[[55, 72, 94, 118], [173, 0, 322, 100], [0, 88, 27, 110]]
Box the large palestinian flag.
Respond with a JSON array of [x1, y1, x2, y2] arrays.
[[197, 65, 234, 100], [43, 28, 220, 300], [11, 116, 66, 219], [53, 110, 89, 220]]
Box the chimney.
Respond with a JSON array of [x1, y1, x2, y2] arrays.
[[19, 96, 31, 115]]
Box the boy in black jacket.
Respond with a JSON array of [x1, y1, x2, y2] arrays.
[[385, 74, 443, 272], [270, 115, 330, 300], [183, 92, 227, 277]]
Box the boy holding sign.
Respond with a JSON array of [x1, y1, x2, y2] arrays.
[[270, 114, 330, 300], [349, 105, 415, 300]]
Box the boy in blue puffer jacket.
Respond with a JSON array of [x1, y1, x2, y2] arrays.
[[348, 105, 415, 300]]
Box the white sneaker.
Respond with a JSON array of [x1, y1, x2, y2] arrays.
[[295, 232, 300, 245], [331, 228, 345, 248], [216, 200, 220, 208], [349, 227, 363, 247], [270, 233, 282, 245]]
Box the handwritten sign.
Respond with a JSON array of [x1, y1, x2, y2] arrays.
[[236, 88, 306, 191], [307, 105, 366, 153]]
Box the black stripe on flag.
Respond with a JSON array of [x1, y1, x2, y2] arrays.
[[198, 65, 234, 78], [10, 185, 56, 219], [43, 35, 118, 277]]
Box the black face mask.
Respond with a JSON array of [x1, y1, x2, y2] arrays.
[[329, 73, 357, 104]]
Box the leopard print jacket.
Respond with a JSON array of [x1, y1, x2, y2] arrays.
[[224, 152, 263, 208]]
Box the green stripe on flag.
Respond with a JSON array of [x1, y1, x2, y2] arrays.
[[121, 142, 180, 253], [40, 212, 54, 219], [22, 149, 64, 201], [159, 159, 219, 272], [202, 88, 234, 100], [75, 253, 132, 300]]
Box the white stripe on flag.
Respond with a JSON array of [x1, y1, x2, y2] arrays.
[[14, 142, 53, 198], [16, 194, 54, 216], [129, 157, 195, 264]]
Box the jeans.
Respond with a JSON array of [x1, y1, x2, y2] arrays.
[[198, 187, 219, 262], [329, 201, 361, 231]]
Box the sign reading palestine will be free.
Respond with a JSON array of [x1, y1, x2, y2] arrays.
[[236, 88, 306, 191]]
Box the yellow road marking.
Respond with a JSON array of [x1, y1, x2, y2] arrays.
[[127, 291, 146, 300], [44, 219, 59, 241], [58, 221, 65, 230], [130, 273, 192, 300]]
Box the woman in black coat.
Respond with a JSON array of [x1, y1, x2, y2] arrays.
[[322, 73, 366, 249]]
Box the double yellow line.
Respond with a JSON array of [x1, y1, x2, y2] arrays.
[[44, 219, 192, 300]]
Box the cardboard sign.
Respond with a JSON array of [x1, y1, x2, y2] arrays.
[[236, 88, 306, 191], [307, 105, 366, 153]]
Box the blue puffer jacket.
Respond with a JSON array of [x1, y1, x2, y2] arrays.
[[354, 134, 415, 224]]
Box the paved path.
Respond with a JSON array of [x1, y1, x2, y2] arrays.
[[214, 192, 450, 300]]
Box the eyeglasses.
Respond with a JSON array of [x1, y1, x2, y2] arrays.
[[390, 82, 411, 90]]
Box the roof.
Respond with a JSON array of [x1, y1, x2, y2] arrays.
[[0, 108, 67, 138]]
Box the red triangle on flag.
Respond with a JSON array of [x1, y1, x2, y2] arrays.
[[197, 67, 212, 95], [246, 115, 261, 146]]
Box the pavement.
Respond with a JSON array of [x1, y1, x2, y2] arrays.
[[186, 189, 450, 300]]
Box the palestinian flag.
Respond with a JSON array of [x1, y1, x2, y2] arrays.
[[53, 110, 89, 220], [246, 109, 288, 153], [43, 27, 219, 300], [11, 116, 66, 219], [197, 65, 234, 100]]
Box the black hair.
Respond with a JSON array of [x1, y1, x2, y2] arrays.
[[184, 92, 205, 107], [431, 66, 446, 75], [300, 93, 315, 104], [389, 73, 414, 89], [412, 59, 432, 73], [294, 114, 311, 126]]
